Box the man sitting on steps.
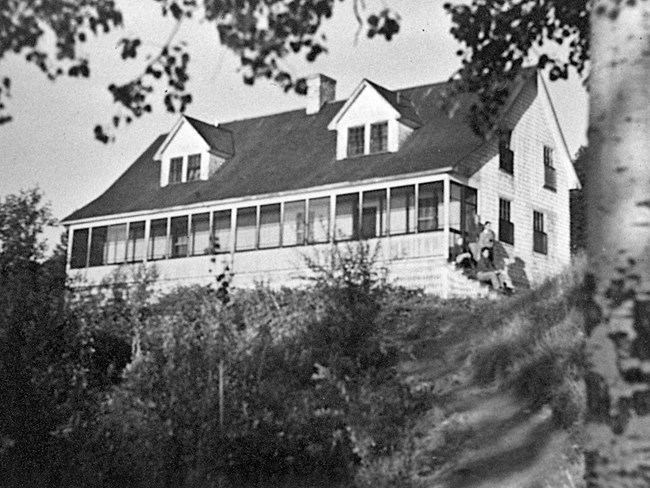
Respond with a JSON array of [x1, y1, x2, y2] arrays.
[[476, 247, 513, 293]]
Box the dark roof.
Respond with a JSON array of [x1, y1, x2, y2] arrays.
[[63, 72, 535, 223], [184, 116, 234, 156], [366, 80, 422, 126]]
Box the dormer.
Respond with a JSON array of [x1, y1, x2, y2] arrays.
[[328, 79, 421, 160], [155, 115, 234, 187]]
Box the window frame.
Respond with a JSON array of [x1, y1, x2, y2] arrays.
[[259, 203, 282, 249], [389, 185, 415, 236], [186, 153, 201, 182], [126, 221, 146, 263], [543, 146, 556, 190], [347, 126, 365, 158], [499, 130, 514, 175], [235, 206, 258, 251], [282, 200, 306, 247], [335, 193, 360, 241], [70, 228, 89, 269], [533, 210, 548, 254], [369, 121, 388, 154], [498, 198, 515, 245], [169, 157, 183, 184]]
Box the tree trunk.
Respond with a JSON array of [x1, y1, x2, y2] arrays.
[[585, 1, 650, 486]]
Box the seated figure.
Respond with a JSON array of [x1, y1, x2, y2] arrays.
[[449, 236, 475, 270], [476, 247, 512, 292]]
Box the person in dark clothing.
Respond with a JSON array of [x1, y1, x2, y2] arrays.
[[478, 221, 495, 261], [476, 247, 509, 291], [450, 236, 475, 270]]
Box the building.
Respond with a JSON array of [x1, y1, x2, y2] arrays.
[[62, 69, 579, 297]]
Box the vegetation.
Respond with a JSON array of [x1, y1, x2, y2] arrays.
[[0, 190, 587, 487]]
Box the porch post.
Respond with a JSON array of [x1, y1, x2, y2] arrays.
[[443, 176, 450, 260]]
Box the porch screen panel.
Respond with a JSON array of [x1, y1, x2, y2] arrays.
[[170, 216, 189, 258], [418, 182, 443, 232], [283, 200, 305, 246], [191, 213, 210, 255], [236, 207, 257, 251], [361, 189, 387, 239], [70, 228, 89, 269], [335, 193, 359, 241], [389, 185, 415, 235], [89, 226, 108, 267], [126, 221, 145, 263], [212, 210, 232, 253], [105, 224, 127, 265], [449, 182, 462, 232], [149, 218, 168, 260], [259, 204, 281, 249], [308, 197, 330, 244]]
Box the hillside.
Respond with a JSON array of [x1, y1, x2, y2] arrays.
[[360, 263, 586, 488]]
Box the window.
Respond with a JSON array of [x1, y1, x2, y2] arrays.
[[283, 200, 305, 246], [543, 146, 556, 190], [308, 197, 330, 244], [259, 204, 281, 249], [70, 228, 89, 269], [533, 211, 548, 254], [418, 182, 443, 232], [499, 130, 514, 175], [170, 157, 183, 184], [361, 190, 386, 239], [347, 126, 365, 157], [126, 221, 145, 263], [190, 213, 210, 255], [212, 210, 232, 253], [89, 226, 108, 267], [370, 122, 388, 153], [335, 193, 359, 241], [105, 224, 127, 264], [170, 216, 189, 258], [389, 185, 415, 235], [236, 207, 257, 251], [498, 198, 514, 245], [187, 154, 201, 181], [149, 218, 168, 260]]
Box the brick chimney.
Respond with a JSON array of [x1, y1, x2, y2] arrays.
[[306, 74, 336, 115]]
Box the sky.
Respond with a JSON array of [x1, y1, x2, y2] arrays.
[[0, 0, 588, 252]]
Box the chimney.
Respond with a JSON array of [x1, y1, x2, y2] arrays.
[[306, 74, 336, 115]]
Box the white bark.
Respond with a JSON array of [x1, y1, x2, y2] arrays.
[[586, 1, 650, 486]]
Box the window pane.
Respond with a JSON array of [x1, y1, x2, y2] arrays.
[[347, 126, 365, 157], [126, 221, 145, 263], [70, 228, 89, 269], [170, 216, 189, 258], [149, 218, 168, 260], [370, 122, 388, 153], [170, 157, 183, 184], [389, 186, 415, 235], [418, 182, 443, 232], [105, 224, 127, 265], [361, 189, 386, 239], [308, 197, 330, 244], [89, 226, 108, 267], [187, 154, 201, 181], [449, 182, 462, 231], [236, 207, 257, 251], [191, 213, 210, 256], [283, 200, 305, 246], [259, 204, 281, 249], [212, 210, 232, 253], [335, 193, 359, 241]]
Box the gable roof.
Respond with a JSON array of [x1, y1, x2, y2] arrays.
[[63, 71, 536, 223], [365, 80, 422, 126], [184, 116, 234, 156]]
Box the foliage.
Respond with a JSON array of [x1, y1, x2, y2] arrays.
[[570, 146, 587, 252], [0, 0, 400, 142], [442, 0, 589, 135]]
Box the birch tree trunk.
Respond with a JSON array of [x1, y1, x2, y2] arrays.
[[585, 1, 650, 486]]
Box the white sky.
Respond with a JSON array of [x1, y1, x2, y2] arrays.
[[0, 0, 588, 251]]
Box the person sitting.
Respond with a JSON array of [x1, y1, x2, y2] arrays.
[[476, 247, 511, 292], [449, 236, 475, 270]]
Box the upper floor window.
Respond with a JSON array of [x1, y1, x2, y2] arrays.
[[533, 211, 548, 254], [187, 154, 201, 181], [347, 126, 365, 157], [498, 198, 514, 245], [170, 157, 183, 184], [499, 130, 514, 175], [370, 122, 388, 154], [543, 146, 556, 190]]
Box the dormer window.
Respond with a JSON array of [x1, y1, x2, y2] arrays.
[[370, 122, 388, 153], [187, 154, 201, 181], [347, 126, 365, 157], [170, 157, 183, 184]]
